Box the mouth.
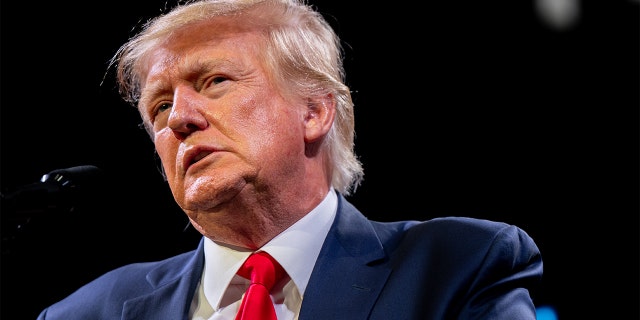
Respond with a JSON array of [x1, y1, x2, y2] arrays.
[[192, 151, 212, 164], [183, 147, 215, 172]]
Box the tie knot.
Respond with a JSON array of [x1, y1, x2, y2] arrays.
[[237, 251, 285, 290]]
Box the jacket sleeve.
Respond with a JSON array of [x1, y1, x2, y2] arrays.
[[455, 220, 543, 319]]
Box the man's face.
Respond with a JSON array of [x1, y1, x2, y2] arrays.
[[137, 19, 308, 227]]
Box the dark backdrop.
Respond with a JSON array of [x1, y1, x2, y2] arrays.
[[1, 1, 638, 319]]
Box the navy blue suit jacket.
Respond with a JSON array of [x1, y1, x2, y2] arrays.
[[38, 194, 543, 319]]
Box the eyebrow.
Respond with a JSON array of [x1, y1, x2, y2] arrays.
[[138, 57, 245, 107], [138, 79, 171, 111]]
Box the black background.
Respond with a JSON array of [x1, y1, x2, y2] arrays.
[[1, 1, 638, 319]]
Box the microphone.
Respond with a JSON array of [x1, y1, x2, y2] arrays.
[[1, 165, 103, 219]]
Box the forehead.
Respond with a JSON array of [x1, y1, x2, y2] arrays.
[[165, 16, 264, 47], [136, 17, 271, 103], [140, 18, 267, 79]]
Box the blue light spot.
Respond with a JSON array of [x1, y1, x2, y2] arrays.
[[536, 305, 558, 320]]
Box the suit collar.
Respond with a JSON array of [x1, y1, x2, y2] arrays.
[[122, 239, 205, 320], [117, 195, 389, 319], [300, 194, 391, 319]]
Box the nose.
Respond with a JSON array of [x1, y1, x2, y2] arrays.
[[167, 85, 209, 140]]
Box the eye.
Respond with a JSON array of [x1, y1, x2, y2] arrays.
[[148, 101, 172, 128], [200, 75, 231, 99], [210, 75, 229, 86], [157, 102, 172, 114]]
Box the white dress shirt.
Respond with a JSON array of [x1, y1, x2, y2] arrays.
[[190, 189, 338, 320]]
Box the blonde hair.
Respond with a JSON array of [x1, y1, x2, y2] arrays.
[[110, 0, 363, 195]]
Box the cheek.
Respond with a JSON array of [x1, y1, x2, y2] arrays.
[[229, 97, 278, 146], [153, 129, 180, 175], [228, 82, 304, 146], [245, 106, 304, 162]]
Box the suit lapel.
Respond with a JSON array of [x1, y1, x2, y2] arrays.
[[115, 198, 390, 319], [121, 280, 194, 319], [122, 239, 205, 320], [299, 195, 391, 319]]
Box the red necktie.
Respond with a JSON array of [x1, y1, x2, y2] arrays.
[[235, 251, 285, 320]]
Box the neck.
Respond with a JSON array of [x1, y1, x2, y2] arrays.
[[189, 186, 330, 249]]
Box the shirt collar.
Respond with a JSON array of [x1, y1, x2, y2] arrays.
[[201, 189, 338, 309]]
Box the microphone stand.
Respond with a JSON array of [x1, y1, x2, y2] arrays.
[[1, 165, 102, 255]]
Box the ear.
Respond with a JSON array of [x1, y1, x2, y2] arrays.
[[303, 93, 336, 143]]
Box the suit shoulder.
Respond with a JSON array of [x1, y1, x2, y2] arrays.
[[376, 216, 538, 255], [418, 216, 514, 234], [372, 216, 514, 237], [38, 248, 202, 319]]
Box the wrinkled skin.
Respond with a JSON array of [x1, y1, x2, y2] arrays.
[[137, 18, 335, 249]]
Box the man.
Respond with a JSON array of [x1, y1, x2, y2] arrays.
[[37, 0, 543, 319]]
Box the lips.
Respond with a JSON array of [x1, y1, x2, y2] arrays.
[[183, 146, 216, 172], [192, 151, 212, 164]]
